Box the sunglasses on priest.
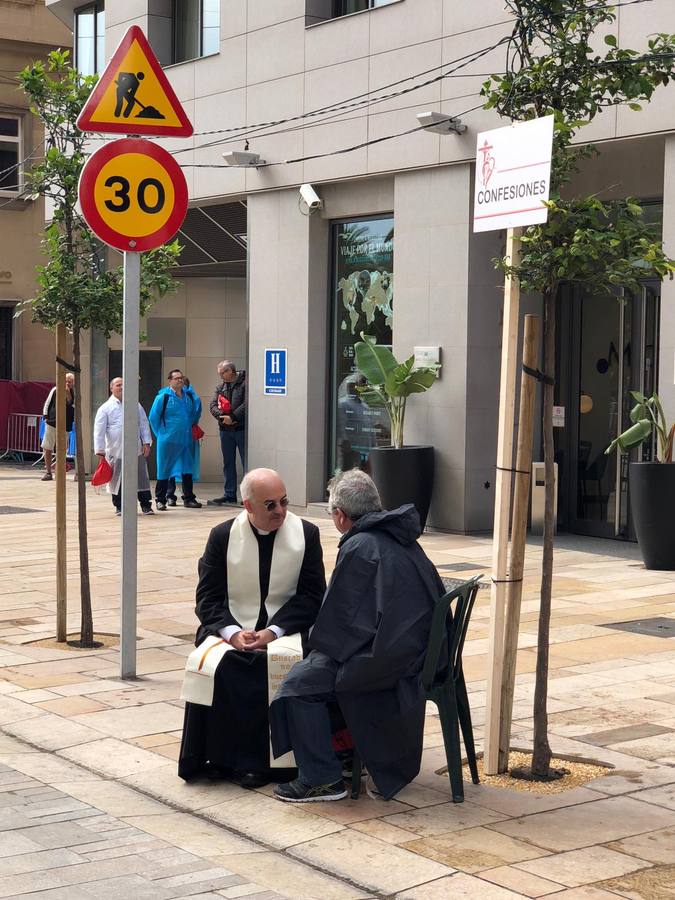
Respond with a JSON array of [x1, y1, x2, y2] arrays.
[[263, 497, 289, 512]]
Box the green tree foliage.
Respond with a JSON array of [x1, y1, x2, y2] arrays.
[[481, 1, 675, 777], [19, 49, 181, 646]]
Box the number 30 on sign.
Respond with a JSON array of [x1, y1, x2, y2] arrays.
[[78, 138, 188, 252]]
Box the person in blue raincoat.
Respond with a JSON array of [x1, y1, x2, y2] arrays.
[[149, 369, 203, 511], [166, 376, 202, 505]]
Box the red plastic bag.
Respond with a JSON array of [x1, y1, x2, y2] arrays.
[[192, 424, 205, 440], [91, 457, 113, 487], [218, 395, 231, 414]]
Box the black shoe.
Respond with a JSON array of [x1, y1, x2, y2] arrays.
[[207, 496, 228, 506], [156, 501, 167, 511], [231, 770, 270, 789], [274, 778, 347, 803], [114, 508, 121, 516], [166, 497, 177, 507], [183, 499, 202, 509], [141, 507, 155, 516]]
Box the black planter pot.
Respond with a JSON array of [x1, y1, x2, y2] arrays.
[[369, 445, 435, 532], [629, 461, 675, 570]]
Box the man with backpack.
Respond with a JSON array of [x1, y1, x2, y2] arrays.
[[149, 369, 203, 511], [208, 360, 246, 506]]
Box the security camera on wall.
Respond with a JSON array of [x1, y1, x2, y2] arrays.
[[299, 183, 322, 215]]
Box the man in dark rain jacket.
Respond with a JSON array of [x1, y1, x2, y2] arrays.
[[270, 469, 445, 803], [208, 360, 246, 505]]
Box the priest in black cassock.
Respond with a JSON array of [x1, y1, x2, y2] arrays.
[[178, 468, 325, 787]]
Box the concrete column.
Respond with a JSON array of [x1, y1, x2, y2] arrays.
[[247, 189, 329, 506], [660, 135, 675, 432], [393, 164, 507, 532]]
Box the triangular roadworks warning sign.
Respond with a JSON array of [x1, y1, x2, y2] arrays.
[[77, 25, 193, 137]]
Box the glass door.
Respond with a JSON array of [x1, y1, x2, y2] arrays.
[[557, 283, 659, 539]]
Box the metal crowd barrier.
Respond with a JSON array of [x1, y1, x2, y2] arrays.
[[0, 413, 45, 462], [0, 413, 75, 465]]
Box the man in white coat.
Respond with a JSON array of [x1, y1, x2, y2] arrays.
[[93, 377, 154, 516]]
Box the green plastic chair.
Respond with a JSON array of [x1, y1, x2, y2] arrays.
[[350, 575, 482, 802], [421, 574, 482, 802]]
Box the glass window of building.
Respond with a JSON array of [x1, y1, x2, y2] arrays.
[[75, 2, 105, 76], [173, 0, 220, 63], [0, 115, 21, 195], [330, 216, 394, 475], [333, 0, 396, 16]]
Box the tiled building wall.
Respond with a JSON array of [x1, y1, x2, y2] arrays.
[[0, 21, 71, 385], [76, 0, 675, 207], [109, 276, 247, 483]]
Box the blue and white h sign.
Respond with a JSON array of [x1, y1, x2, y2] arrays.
[[264, 348, 287, 396]]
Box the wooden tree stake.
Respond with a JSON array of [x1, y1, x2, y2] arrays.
[[55, 324, 67, 643], [498, 313, 540, 771], [484, 227, 522, 775]]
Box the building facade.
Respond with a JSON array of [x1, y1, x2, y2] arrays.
[[46, 0, 675, 537], [0, 0, 72, 382]]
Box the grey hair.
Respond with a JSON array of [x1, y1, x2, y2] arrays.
[[327, 469, 381, 520], [240, 472, 255, 501], [218, 360, 236, 374]]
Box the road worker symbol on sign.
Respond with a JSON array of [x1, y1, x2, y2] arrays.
[[78, 138, 189, 253], [114, 71, 166, 121], [77, 25, 192, 137]]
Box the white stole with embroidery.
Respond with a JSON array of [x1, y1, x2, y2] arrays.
[[226, 509, 305, 629]]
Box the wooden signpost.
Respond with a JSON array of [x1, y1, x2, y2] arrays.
[[499, 313, 540, 770], [77, 25, 192, 678], [473, 115, 554, 774]]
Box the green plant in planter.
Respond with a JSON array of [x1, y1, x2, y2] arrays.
[[354, 333, 440, 450], [606, 391, 674, 462]]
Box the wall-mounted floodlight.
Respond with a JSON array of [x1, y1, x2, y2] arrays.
[[222, 150, 266, 167], [416, 111, 467, 135]]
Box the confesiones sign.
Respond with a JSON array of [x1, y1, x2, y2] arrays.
[[473, 115, 554, 233]]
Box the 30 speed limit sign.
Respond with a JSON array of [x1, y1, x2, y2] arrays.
[[78, 138, 188, 252]]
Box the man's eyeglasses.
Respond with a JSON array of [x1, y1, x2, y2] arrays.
[[263, 497, 289, 512]]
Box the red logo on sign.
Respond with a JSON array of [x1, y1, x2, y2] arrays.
[[479, 140, 496, 187]]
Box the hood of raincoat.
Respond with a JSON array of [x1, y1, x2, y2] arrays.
[[339, 503, 421, 548]]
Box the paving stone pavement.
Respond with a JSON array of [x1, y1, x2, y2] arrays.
[[3, 465, 675, 898], [0, 759, 282, 900]]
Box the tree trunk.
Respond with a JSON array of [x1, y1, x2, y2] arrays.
[[532, 288, 555, 777], [72, 327, 94, 647]]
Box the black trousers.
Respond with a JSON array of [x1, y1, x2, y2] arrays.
[[112, 489, 152, 511], [156, 474, 194, 502]]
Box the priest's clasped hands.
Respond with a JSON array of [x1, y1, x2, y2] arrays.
[[229, 628, 276, 651]]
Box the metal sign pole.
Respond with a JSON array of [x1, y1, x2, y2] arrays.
[[121, 251, 140, 679]]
